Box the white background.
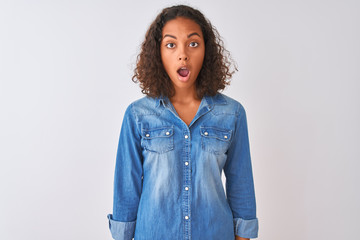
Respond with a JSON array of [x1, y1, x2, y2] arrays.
[[1, 0, 359, 239]]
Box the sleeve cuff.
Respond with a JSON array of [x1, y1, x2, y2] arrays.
[[107, 214, 136, 240], [233, 217, 259, 238]]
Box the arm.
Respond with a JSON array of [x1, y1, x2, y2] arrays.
[[236, 236, 250, 240], [235, 236, 250, 240], [224, 104, 259, 239], [107, 104, 143, 240]]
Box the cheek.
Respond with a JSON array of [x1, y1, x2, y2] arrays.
[[160, 49, 170, 66], [195, 52, 205, 70], [160, 54, 169, 70], [195, 46, 205, 63]]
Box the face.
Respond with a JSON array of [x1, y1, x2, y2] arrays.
[[160, 17, 205, 93]]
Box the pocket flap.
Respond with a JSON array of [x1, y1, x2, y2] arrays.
[[142, 126, 174, 139], [200, 126, 232, 142]]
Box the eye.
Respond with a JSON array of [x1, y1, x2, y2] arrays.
[[189, 42, 199, 47], [166, 43, 175, 48]]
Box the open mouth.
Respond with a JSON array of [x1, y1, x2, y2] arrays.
[[177, 67, 190, 82], [177, 67, 190, 77]]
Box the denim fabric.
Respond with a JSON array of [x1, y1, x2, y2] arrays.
[[107, 93, 258, 240]]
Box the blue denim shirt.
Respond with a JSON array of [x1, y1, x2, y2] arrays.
[[107, 93, 258, 240]]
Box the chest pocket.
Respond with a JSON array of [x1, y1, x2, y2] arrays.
[[200, 126, 232, 155], [141, 126, 174, 153]]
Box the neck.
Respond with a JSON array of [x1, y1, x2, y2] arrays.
[[170, 85, 200, 104]]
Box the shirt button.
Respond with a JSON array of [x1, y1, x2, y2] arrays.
[[224, 135, 228, 139], [185, 216, 189, 220], [184, 135, 189, 139], [185, 187, 189, 191], [204, 131, 208, 136], [185, 161, 189, 166], [165, 131, 170, 135], [145, 133, 150, 137]]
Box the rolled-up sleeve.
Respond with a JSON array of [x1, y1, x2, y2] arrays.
[[224, 104, 259, 238], [107, 104, 143, 240], [107, 214, 136, 240]]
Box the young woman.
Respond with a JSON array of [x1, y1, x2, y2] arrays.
[[107, 5, 258, 240]]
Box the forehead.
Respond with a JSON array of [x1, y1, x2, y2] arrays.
[[162, 17, 203, 37]]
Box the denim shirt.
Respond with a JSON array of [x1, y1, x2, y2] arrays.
[[107, 93, 258, 240]]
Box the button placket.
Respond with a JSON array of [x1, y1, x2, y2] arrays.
[[183, 130, 191, 239]]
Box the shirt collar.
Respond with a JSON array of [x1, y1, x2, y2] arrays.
[[204, 93, 227, 108], [155, 96, 166, 108], [154, 93, 227, 108]]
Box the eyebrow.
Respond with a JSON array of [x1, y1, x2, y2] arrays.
[[163, 32, 201, 40]]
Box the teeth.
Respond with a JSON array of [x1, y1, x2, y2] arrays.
[[178, 67, 186, 72]]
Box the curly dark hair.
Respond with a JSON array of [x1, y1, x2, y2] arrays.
[[132, 4, 237, 99]]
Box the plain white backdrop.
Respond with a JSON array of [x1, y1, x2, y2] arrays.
[[1, 0, 359, 239]]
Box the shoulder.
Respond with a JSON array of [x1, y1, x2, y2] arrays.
[[124, 95, 161, 117], [212, 93, 246, 117]]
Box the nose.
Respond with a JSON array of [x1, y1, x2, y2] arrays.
[[178, 56, 188, 61], [178, 47, 189, 61]]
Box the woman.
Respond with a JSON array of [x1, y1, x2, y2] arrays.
[[107, 5, 259, 240]]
